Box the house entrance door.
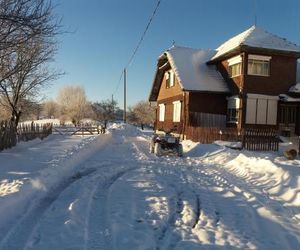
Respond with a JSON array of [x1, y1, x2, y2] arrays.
[[278, 104, 298, 136]]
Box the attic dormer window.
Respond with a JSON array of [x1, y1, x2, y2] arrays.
[[248, 54, 271, 76], [228, 55, 242, 78], [166, 70, 175, 88]]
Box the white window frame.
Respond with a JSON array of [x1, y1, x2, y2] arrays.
[[166, 70, 175, 88], [159, 104, 165, 122], [247, 54, 271, 76], [227, 96, 240, 123], [228, 55, 242, 78], [173, 101, 181, 122]]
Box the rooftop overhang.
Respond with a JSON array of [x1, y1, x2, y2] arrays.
[[207, 45, 300, 65], [148, 53, 170, 102], [207, 46, 242, 65]]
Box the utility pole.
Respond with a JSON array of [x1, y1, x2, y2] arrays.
[[123, 68, 127, 123], [112, 94, 114, 114]]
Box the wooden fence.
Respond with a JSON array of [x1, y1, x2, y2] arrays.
[[52, 125, 102, 135], [185, 126, 279, 151], [242, 128, 279, 151], [0, 121, 17, 151], [0, 121, 52, 151], [18, 122, 53, 142]]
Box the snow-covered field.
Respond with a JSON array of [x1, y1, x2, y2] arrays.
[[0, 123, 299, 250]]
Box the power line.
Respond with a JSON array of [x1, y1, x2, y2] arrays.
[[112, 0, 162, 96], [125, 0, 162, 69], [113, 70, 124, 96]]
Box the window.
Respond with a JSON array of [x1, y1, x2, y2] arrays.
[[247, 54, 271, 76], [245, 94, 278, 125], [228, 55, 242, 77], [173, 101, 181, 122], [229, 64, 241, 77], [166, 70, 175, 88], [227, 96, 240, 123], [159, 104, 165, 122], [227, 109, 239, 122]]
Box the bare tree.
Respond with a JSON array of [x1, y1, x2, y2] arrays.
[[129, 100, 155, 129], [0, 0, 61, 127], [57, 85, 88, 125], [91, 99, 118, 128], [42, 99, 58, 118], [0, 97, 10, 120], [127, 106, 138, 124]]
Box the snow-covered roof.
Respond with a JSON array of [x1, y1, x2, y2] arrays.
[[279, 94, 300, 102], [211, 26, 300, 61], [166, 46, 229, 92], [289, 83, 300, 93]]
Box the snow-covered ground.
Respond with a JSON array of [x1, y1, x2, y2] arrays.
[[0, 123, 299, 250]]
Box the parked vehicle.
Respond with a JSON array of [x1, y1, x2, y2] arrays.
[[150, 131, 183, 157]]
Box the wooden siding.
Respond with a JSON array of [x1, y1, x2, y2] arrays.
[[218, 52, 297, 95], [188, 92, 228, 114], [185, 127, 240, 144], [156, 95, 184, 134], [189, 112, 226, 127], [157, 70, 183, 101], [219, 54, 243, 94], [243, 53, 297, 95]]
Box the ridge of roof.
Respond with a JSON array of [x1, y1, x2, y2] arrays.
[[210, 25, 300, 61]]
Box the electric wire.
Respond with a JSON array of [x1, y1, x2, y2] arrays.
[[125, 0, 161, 69], [112, 0, 162, 96]]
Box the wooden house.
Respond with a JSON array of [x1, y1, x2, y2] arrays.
[[149, 26, 300, 139]]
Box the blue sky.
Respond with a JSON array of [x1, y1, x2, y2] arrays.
[[46, 0, 300, 107]]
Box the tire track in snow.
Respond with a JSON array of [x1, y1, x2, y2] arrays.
[[184, 161, 299, 248], [0, 167, 98, 250], [85, 167, 138, 250], [192, 194, 201, 229], [210, 164, 300, 243], [156, 190, 183, 250], [150, 168, 200, 250]]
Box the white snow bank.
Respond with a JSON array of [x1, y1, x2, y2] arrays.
[[0, 134, 109, 237], [184, 142, 300, 209]]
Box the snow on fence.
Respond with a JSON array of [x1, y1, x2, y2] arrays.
[[0, 121, 52, 151], [52, 125, 102, 135], [186, 126, 279, 151], [18, 122, 53, 142]]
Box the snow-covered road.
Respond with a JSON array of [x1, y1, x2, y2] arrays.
[[0, 124, 300, 249]]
